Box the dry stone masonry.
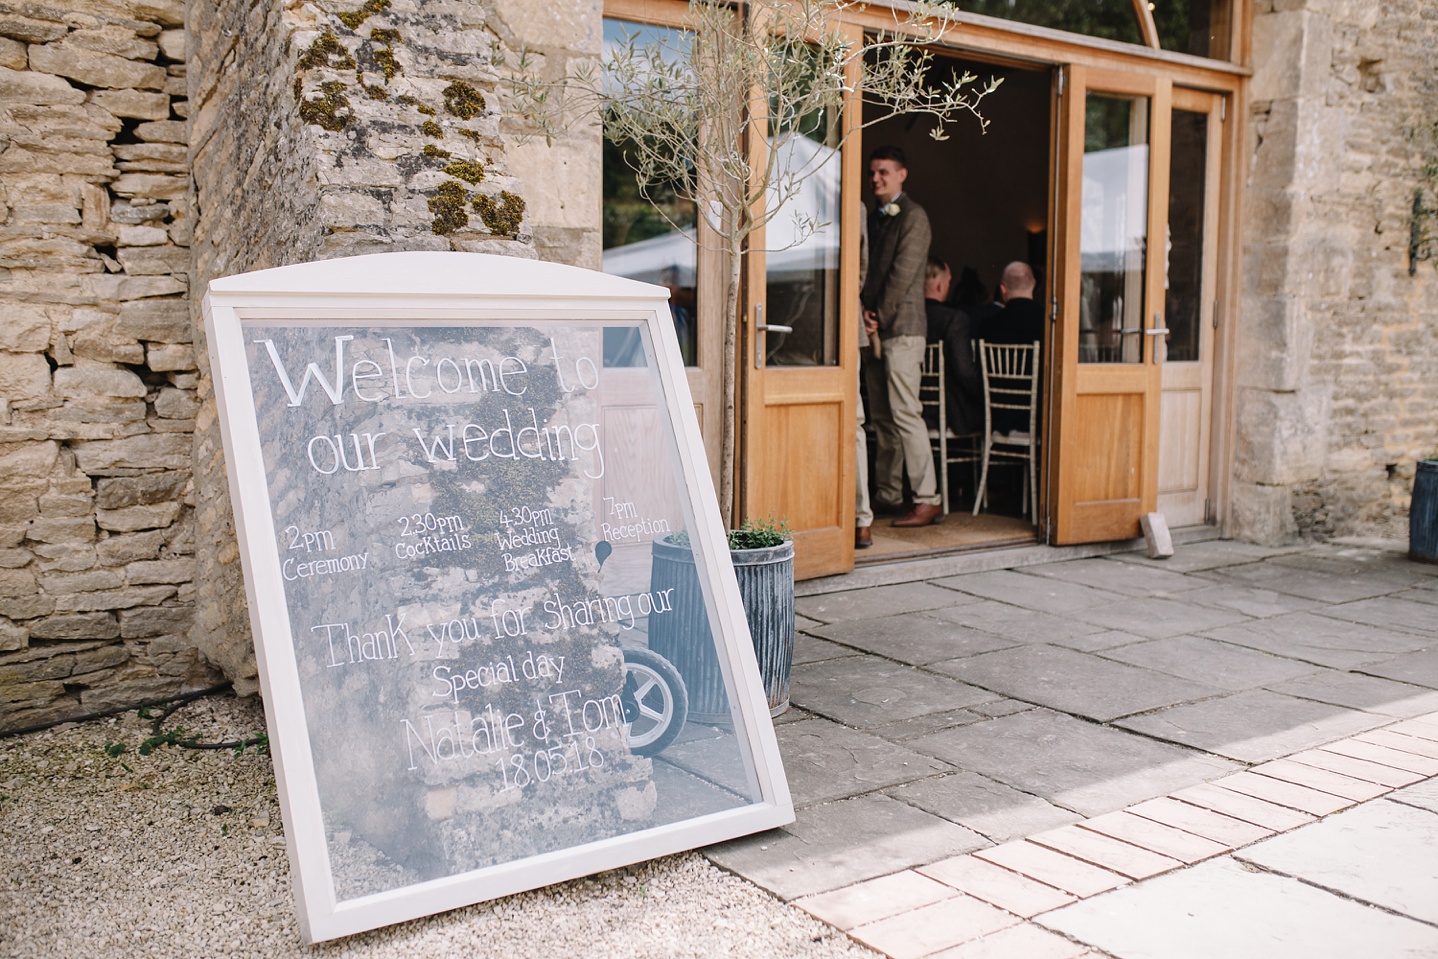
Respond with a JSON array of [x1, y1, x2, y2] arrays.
[[1237, 0, 1438, 542], [0, 0, 218, 731]]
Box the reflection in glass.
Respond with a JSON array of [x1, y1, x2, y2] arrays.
[[1079, 93, 1149, 364], [600, 19, 698, 367], [954, 0, 1143, 46], [1165, 108, 1207, 363], [764, 84, 841, 367], [242, 320, 765, 902], [1153, 0, 1232, 59]]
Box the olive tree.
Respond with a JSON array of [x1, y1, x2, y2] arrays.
[[509, 0, 1000, 524]]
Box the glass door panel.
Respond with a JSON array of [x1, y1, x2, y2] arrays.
[[1079, 93, 1149, 364], [763, 101, 841, 368]]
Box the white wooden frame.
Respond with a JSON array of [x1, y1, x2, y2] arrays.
[[202, 252, 792, 943]]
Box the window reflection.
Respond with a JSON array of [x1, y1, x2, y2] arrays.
[[1165, 108, 1207, 363], [764, 92, 841, 367], [1153, 0, 1232, 59], [955, 0, 1143, 47], [600, 19, 699, 368], [1079, 93, 1148, 364]]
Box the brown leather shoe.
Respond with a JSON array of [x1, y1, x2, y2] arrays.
[[891, 502, 944, 527], [855, 526, 872, 549]]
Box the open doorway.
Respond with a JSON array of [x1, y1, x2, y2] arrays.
[[859, 53, 1053, 563]]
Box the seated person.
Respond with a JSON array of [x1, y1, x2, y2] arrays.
[[977, 260, 1044, 437], [978, 260, 1044, 346], [923, 257, 983, 437]]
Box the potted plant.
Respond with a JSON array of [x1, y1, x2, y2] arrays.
[[1412, 455, 1438, 563], [648, 518, 794, 722]]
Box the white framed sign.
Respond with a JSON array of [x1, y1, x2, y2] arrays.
[[203, 252, 792, 943]]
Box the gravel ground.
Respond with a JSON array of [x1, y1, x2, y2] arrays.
[[0, 693, 875, 959]]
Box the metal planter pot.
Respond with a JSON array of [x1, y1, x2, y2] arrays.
[[1411, 459, 1438, 564], [648, 536, 794, 724]]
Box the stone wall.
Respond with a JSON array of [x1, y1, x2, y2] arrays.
[[0, 0, 221, 731], [186, 0, 600, 694], [1235, 0, 1438, 543]]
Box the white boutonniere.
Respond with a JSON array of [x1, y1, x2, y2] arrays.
[[881, 202, 901, 217]]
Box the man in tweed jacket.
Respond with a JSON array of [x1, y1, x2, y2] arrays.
[[860, 146, 942, 527]]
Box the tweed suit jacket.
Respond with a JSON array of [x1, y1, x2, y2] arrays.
[[860, 193, 931, 340]]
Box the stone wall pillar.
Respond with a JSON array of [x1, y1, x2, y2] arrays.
[[0, 0, 219, 732], [186, 0, 601, 692], [1235, 0, 1438, 543]]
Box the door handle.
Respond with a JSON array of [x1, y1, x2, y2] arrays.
[[753, 304, 793, 368]]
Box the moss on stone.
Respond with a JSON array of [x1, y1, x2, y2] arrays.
[[473, 190, 525, 237], [429, 181, 470, 235], [457, 129, 482, 143], [297, 31, 356, 71], [337, 0, 390, 31], [417, 103, 437, 116], [443, 159, 485, 184], [423, 144, 452, 159], [361, 78, 387, 99], [370, 27, 400, 45], [421, 119, 442, 138], [373, 47, 401, 81], [443, 81, 486, 120], [298, 80, 352, 131]]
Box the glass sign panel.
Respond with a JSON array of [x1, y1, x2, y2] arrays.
[[204, 253, 790, 944]]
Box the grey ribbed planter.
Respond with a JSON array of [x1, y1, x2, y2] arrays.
[[1412, 460, 1438, 564], [648, 536, 794, 724]]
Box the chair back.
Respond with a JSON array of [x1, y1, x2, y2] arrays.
[[920, 342, 946, 436], [977, 340, 1040, 435]]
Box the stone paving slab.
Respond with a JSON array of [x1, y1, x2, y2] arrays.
[[1235, 798, 1438, 925], [927, 922, 1093, 959], [924, 600, 1112, 648], [1166, 782, 1315, 831], [1122, 796, 1274, 846], [1097, 635, 1319, 691], [1024, 557, 1208, 597], [1325, 736, 1438, 776], [1315, 595, 1437, 636], [795, 870, 959, 931], [907, 709, 1237, 817], [1196, 561, 1415, 604], [775, 717, 954, 806], [848, 893, 1019, 959], [1118, 688, 1392, 763], [792, 655, 998, 729], [918, 854, 1077, 917], [1067, 596, 1252, 639], [1177, 583, 1325, 619], [1359, 647, 1438, 690], [974, 841, 1129, 897], [1104, 539, 1303, 572], [1026, 824, 1183, 879], [1392, 777, 1438, 814], [1263, 670, 1438, 718], [1037, 856, 1438, 959], [1201, 610, 1431, 668], [887, 770, 1083, 842], [1213, 770, 1355, 816], [1286, 747, 1429, 788], [794, 632, 862, 665], [1074, 811, 1229, 863], [1248, 757, 1391, 801], [706, 793, 990, 900], [808, 612, 1021, 667], [929, 644, 1222, 722], [797, 582, 981, 624], [930, 569, 1126, 614], [874, 707, 992, 742]]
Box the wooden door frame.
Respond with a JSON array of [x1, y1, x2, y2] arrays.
[[737, 19, 863, 579], [1049, 65, 1172, 543]]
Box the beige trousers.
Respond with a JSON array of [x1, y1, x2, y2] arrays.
[[863, 334, 939, 507]]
